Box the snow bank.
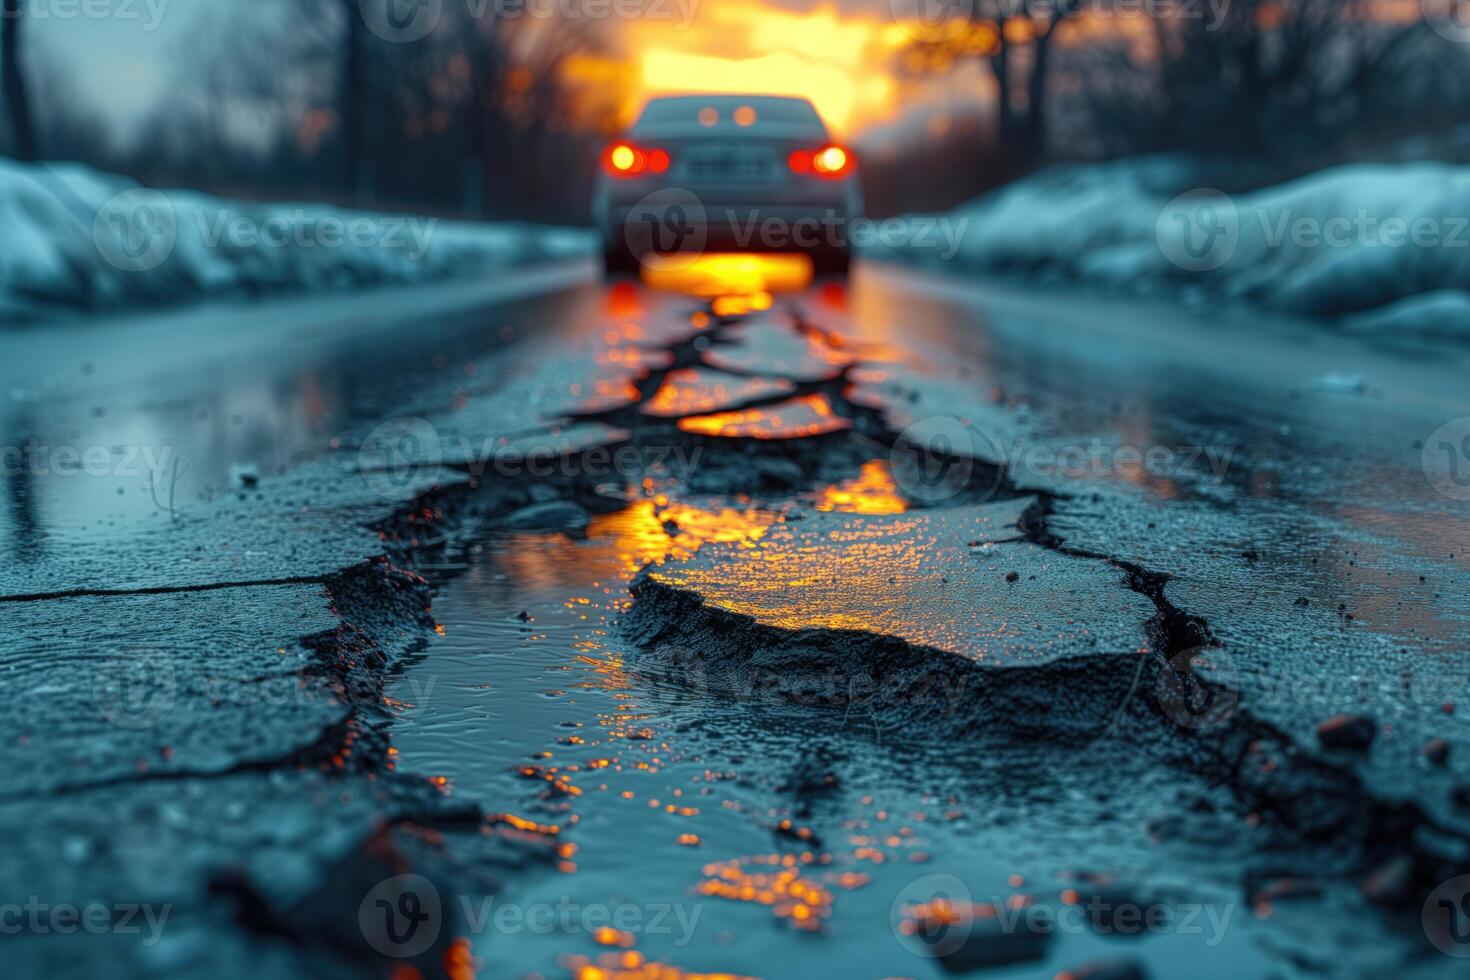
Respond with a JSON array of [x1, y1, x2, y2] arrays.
[[1341, 290, 1470, 340], [0, 160, 594, 322], [873, 157, 1470, 338]]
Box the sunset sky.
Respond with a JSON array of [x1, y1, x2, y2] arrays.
[[34, 0, 1436, 150], [620, 2, 916, 134], [40, 0, 987, 146]]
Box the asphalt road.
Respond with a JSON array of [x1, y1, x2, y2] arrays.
[[3, 259, 1469, 979]]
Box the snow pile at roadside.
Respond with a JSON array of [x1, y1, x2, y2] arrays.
[[873, 158, 1470, 339], [0, 160, 594, 322]]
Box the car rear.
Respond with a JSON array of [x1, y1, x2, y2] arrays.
[[594, 95, 862, 277]]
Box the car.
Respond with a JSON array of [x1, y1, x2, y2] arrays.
[[593, 94, 863, 278]]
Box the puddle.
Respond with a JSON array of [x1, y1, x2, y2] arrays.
[[387, 497, 1277, 979], [382, 272, 1307, 979], [644, 368, 797, 419], [677, 393, 849, 440], [813, 459, 909, 515]]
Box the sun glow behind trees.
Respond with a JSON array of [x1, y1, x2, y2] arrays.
[[618, 4, 911, 135]]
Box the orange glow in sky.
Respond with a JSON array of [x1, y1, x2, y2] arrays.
[[573, 1, 1430, 142], [623, 4, 912, 135]]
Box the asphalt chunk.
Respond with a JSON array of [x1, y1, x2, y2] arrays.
[[641, 501, 1153, 665]]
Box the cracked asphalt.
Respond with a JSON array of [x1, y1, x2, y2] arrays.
[[3, 259, 1469, 979]]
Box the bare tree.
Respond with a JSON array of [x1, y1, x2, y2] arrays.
[[378, 8, 510, 216], [2, 0, 39, 161], [895, 0, 1084, 174], [495, 17, 610, 204], [899, 0, 1442, 177], [343, 0, 366, 201], [372, 9, 614, 219], [34, 0, 614, 219], [1070, 0, 1434, 169]]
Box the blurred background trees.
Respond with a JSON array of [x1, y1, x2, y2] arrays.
[[2, 0, 615, 223], [1064, 0, 1445, 180], [892, 0, 1086, 177], [2, 0, 39, 161], [888, 0, 1466, 192], [2, 0, 1467, 219]]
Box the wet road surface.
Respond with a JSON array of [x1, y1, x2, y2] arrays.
[[4, 257, 1469, 979]]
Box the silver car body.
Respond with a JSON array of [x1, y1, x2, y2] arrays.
[[594, 94, 863, 267]]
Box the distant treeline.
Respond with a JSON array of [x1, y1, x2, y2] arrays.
[[3, 0, 1468, 221]]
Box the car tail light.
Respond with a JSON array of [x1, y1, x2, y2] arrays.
[[788, 144, 854, 180], [603, 142, 671, 178]]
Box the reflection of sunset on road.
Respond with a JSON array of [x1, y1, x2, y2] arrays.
[[641, 253, 813, 297], [586, 499, 776, 576], [816, 459, 909, 515], [678, 392, 850, 439]]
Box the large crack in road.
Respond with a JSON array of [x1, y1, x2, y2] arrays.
[[365, 283, 1469, 977], [10, 272, 1467, 979]]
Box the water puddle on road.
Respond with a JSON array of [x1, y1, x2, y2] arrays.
[[385, 264, 1279, 978], [387, 502, 913, 978], [387, 506, 1275, 980]]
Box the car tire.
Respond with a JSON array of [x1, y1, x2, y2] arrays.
[[602, 238, 641, 279], [811, 246, 851, 278]]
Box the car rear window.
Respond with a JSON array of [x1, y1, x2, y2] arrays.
[[633, 97, 827, 135]]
